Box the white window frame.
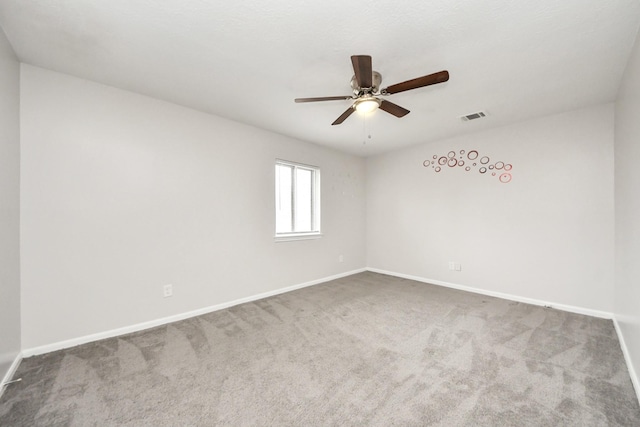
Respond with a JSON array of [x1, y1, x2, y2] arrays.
[[275, 159, 321, 242]]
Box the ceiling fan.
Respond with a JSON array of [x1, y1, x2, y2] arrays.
[[295, 55, 449, 125]]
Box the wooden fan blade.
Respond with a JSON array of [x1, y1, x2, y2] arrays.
[[331, 107, 355, 125], [379, 100, 410, 117], [351, 55, 373, 89], [383, 70, 449, 95], [295, 96, 352, 103]]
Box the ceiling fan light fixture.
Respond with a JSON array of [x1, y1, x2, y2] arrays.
[[354, 97, 381, 113], [294, 55, 449, 125]]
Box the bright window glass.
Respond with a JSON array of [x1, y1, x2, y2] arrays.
[[275, 160, 320, 239]]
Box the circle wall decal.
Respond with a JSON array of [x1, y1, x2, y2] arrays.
[[480, 156, 490, 164], [479, 167, 487, 174], [499, 173, 512, 183], [467, 150, 479, 160], [448, 158, 458, 167], [435, 166, 441, 172], [423, 160, 430, 167], [438, 156, 447, 165]]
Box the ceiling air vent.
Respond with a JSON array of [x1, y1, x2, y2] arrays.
[[460, 111, 486, 122]]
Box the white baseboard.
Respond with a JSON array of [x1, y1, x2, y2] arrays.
[[22, 268, 366, 357], [613, 318, 640, 406], [0, 352, 23, 400], [366, 268, 614, 319]]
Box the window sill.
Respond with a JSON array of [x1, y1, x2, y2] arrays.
[[274, 233, 323, 242]]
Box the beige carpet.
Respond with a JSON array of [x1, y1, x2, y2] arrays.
[[1, 272, 639, 426]]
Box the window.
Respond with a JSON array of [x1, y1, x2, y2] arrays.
[[275, 160, 321, 240]]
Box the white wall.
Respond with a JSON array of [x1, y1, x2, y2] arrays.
[[615, 26, 640, 392], [20, 65, 366, 350], [367, 104, 615, 313], [0, 28, 21, 380]]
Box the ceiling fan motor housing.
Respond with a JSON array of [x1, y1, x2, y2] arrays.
[[351, 71, 382, 95]]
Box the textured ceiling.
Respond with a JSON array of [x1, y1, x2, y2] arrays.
[[1, 0, 639, 156]]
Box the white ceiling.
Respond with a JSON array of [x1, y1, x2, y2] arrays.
[[1, 1, 639, 156]]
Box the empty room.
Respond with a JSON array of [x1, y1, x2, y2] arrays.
[[1, 0, 640, 425]]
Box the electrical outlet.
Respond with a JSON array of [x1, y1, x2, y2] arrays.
[[339, 255, 344, 263], [163, 284, 173, 298], [455, 263, 462, 271], [449, 261, 455, 270]]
